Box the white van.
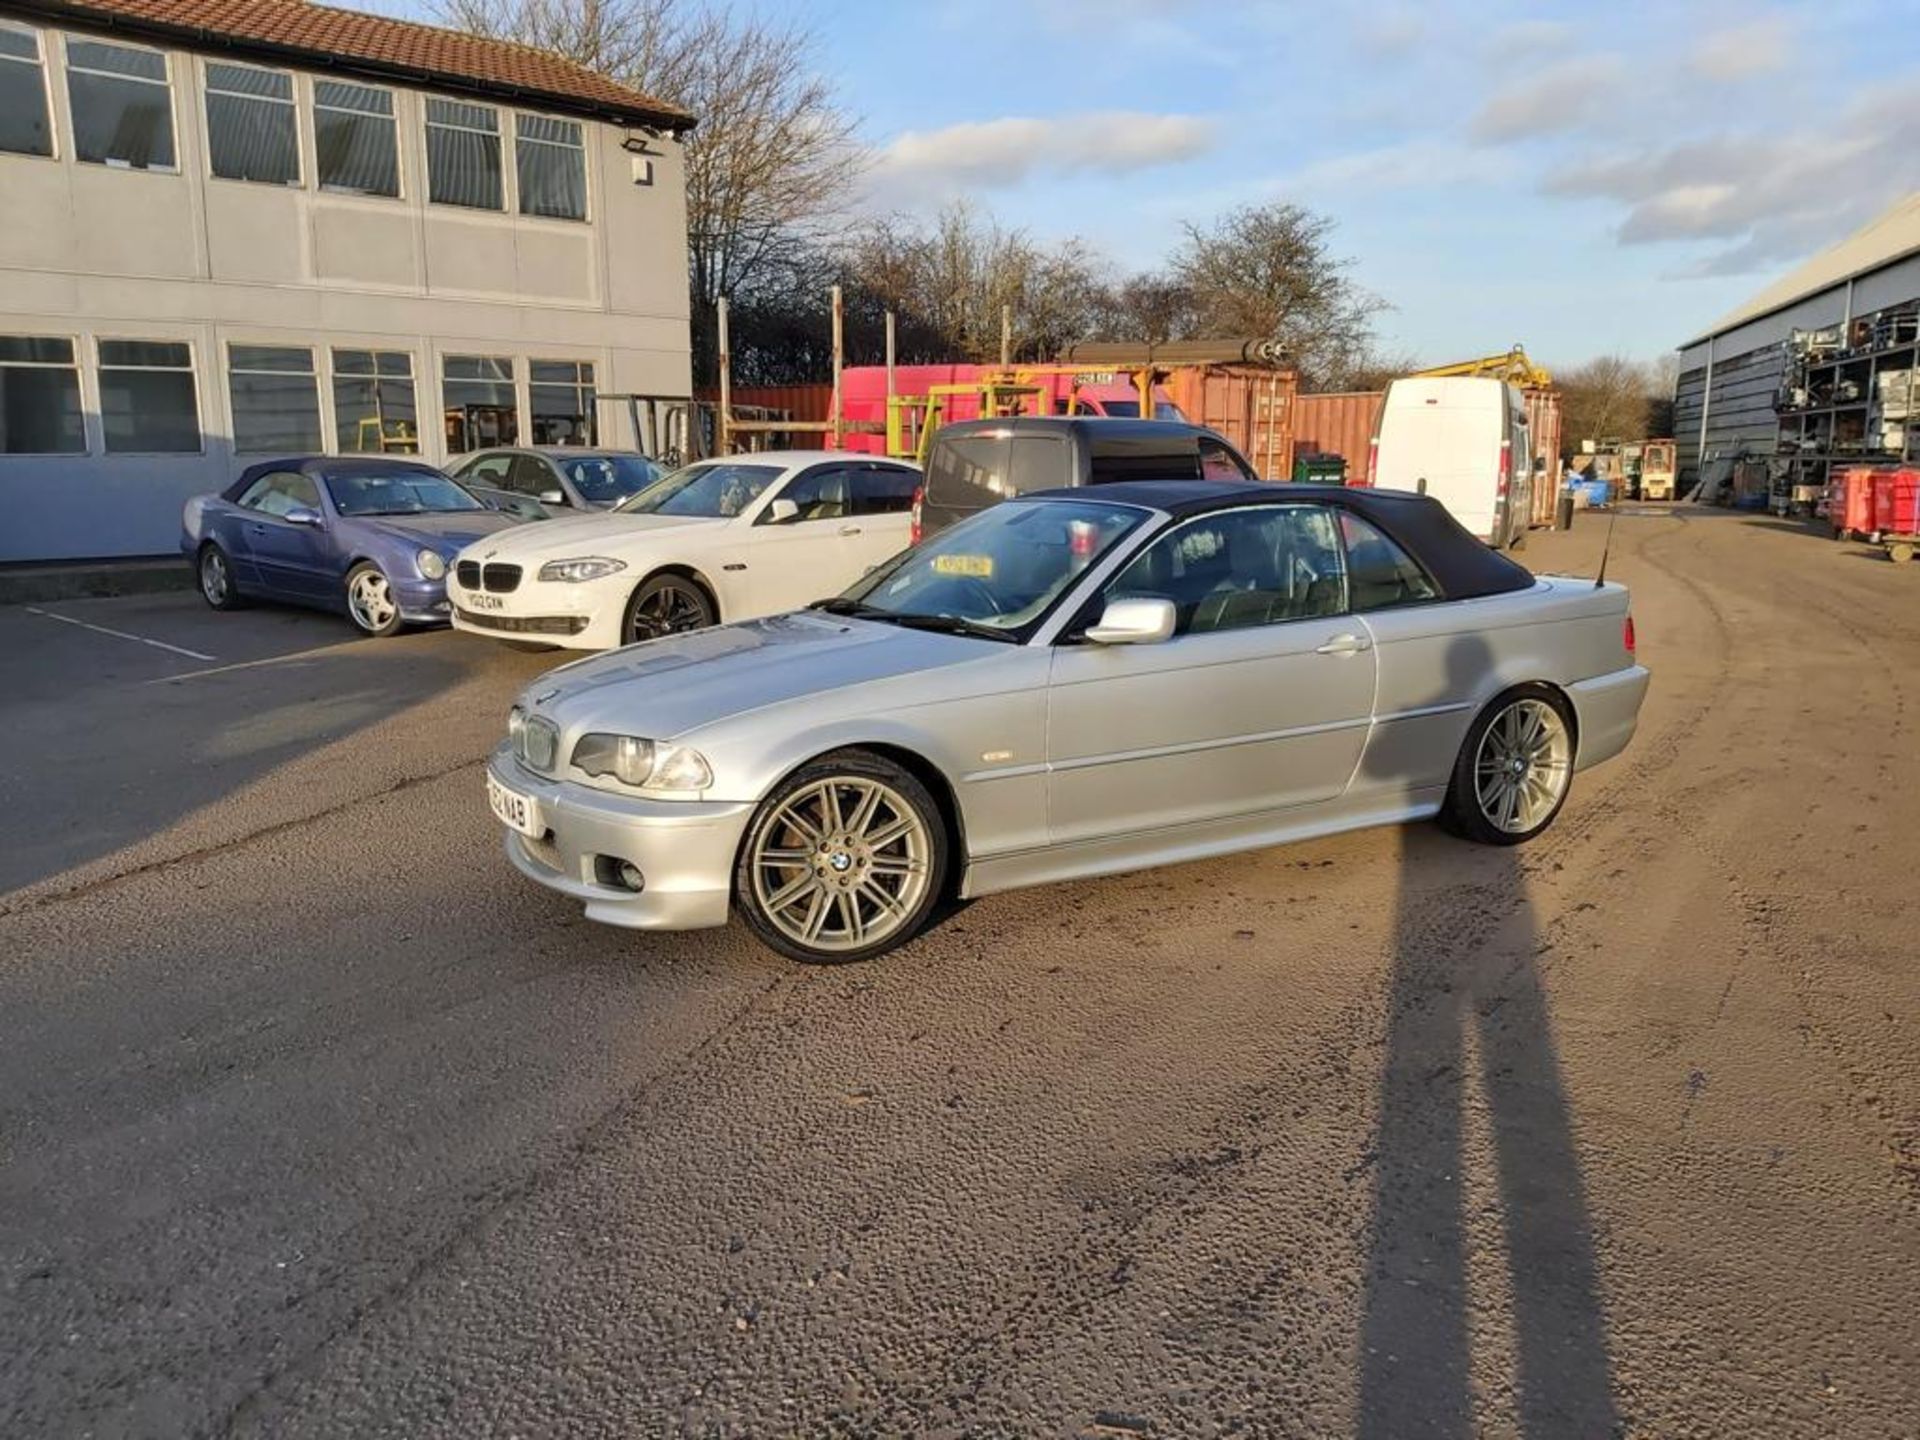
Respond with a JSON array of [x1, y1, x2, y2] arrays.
[[1367, 377, 1535, 548]]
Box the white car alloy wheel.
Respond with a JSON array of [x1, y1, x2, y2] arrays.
[[741, 760, 943, 963], [1473, 696, 1572, 835], [345, 563, 402, 637]]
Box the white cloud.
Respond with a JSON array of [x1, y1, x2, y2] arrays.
[[1355, 7, 1424, 58], [1281, 140, 1509, 193], [1471, 57, 1628, 143], [1488, 19, 1576, 60], [1689, 14, 1795, 80], [1546, 84, 1920, 273], [865, 113, 1218, 202]]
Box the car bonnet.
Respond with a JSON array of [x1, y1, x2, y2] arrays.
[[471, 509, 721, 560], [526, 611, 1003, 739]]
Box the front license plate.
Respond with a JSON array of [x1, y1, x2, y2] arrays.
[[487, 771, 541, 836], [467, 593, 505, 611]]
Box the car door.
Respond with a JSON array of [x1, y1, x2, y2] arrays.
[[848, 463, 920, 566], [1045, 503, 1378, 846], [238, 471, 333, 601], [737, 464, 869, 613], [509, 453, 568, 509]]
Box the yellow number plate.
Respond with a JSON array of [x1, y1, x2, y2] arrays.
[[932, 554, 994, 577]]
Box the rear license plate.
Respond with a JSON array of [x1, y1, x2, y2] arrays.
[[467, 594, 505, 611], [487, 772, 541, 836]]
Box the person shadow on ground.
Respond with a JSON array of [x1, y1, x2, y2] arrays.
[[1355, 628, 1620, 1439]]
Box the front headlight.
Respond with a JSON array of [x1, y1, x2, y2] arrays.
[[507, 705, 526, 743], [572, 733, 712, 790], [417, 548, 447, 580], [538, 556, 627, 584]]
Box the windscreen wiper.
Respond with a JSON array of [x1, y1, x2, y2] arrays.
[[805, 597, 1014, 642]]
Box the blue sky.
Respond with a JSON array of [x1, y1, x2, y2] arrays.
[[403, 0, 1919, 368]]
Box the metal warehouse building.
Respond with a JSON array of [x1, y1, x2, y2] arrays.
[[0, 0, 695, 563], [1676, 193, 1920, 496]]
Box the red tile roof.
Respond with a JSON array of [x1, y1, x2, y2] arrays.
[[8, 0, 695, 129]]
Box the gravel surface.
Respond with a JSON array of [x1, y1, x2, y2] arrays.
[[2, 508, 1915, 1437]]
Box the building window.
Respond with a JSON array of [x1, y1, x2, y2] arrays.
[[516, 114, 586, 221], [333, 349, 419, 453], [529, 360, 595, 445], [99, 340, 200, 453], [314, 79, 397, 197], [425, 98, 501, 210], [204, 61, 297, 185], [442, 354, 517, 452], [0, 23, 53, 157], [0, 336, 85, 454], [66, 38, 174, 171], [229, 344, 321, 453]]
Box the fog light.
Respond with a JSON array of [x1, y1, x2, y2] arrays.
[[595, 855, 646, 892]]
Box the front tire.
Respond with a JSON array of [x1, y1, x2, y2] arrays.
[[344, 562, 403, 637], [735, 750, 948, 964], [197, 542, 244, 611], [1441, 685, 1576, 845], [623, 572, 716, 644]]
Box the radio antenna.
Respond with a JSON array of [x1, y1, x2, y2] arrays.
[[1593, 501, 1621, 588]]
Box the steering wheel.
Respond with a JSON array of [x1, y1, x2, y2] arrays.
[[946, 576, 1007, 616]]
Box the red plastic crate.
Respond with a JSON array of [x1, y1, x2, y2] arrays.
[[1872, 468, 1920, 536], [1834, 467, 1882, 536]]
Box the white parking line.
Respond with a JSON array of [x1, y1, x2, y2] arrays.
[[142, 642, 358, 684], [26, 607, 217, 662]]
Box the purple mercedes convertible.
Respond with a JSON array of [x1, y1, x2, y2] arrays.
[[181, 457, 526, 637]]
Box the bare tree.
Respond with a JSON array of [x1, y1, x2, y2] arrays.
[[436, 0, 861, 380], [1559, 354, 1668, 455], [1163, 203, 1386, 388]]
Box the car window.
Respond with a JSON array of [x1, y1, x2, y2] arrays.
[[561, 455, 658, 504], [1199, 437, 1255, 481], [1340, 511, 1439, 610], [506, 454, 556, 497], [1089, 437, 1202, 483], [1106, 505, 1348, 636], [765, 466, 851, 524], [852, 465, 919, 516], [1006, 435, 1068, 493], [238, 471, 320, 517], [325, 471, 483, 516], [462, 454, 512, 483]]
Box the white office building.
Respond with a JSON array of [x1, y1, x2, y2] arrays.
[[0, 0, 695, 561]]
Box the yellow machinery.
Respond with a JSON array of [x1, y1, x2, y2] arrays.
[[881, 364, 1171, 463], [1414, 346, 1552, 389]]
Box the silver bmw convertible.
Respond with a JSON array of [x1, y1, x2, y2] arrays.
[[485, 480, 1649, 963]]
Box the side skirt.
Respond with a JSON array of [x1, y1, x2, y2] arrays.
[[959, 785, 1449, 900]]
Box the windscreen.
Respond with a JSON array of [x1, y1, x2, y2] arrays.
[[325, 472, 484, 516], [564, 454, 660, 504], [840, 498, 1145, 638], [617, 462, 780, 518]]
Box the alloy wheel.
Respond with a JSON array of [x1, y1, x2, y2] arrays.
[[348, 570, 397, 633], [1473, 698, 1572, 834], [629, 581, 710, 641], [749, 777, 933, 955], [200, 549, 228, 606]]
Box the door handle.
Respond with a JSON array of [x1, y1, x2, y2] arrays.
[[1316, 633, 1372, 656], [838, 525, 863, 537]]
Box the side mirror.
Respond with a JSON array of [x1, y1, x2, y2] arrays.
[[767, 497, 800, 524], [539, 489, 566, 506], [1085, 597, 1176, 645], [285, 506, 323, 528]]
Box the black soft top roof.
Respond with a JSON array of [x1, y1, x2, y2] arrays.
[[221, 455, 442, 503], [1025, 480, 1536, 601]]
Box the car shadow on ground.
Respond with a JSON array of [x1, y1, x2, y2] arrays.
[[1357, 632, 1618, 1438]]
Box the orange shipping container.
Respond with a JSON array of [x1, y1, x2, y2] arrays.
[[1160, 365, 1298, 480], [1291, 391, 1381, 477]]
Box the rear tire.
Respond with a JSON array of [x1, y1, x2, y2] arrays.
[[197, 542, 244, 611], [1440, 685, 1576, 846], [735, 750, 949, 964]]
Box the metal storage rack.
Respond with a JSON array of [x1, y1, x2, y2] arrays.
[[1776, 302, 1920, 506]]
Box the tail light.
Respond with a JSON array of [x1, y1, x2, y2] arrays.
[[1497, 438, 1512, 499], [909, 484, 925, 546], [1623, 615, 1637, 655], [1365, 436, 1379, 487]]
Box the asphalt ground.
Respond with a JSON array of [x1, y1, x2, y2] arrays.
[[1, 509, 1915, 1437]]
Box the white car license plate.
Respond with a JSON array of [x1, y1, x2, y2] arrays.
[[487, 772, 541, 836], [467, 594, 505, 611]]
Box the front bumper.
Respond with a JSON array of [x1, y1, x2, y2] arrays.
[[447, 573, 626, 649], [486, 745, 751, 930], [394, 575, 453, 626]]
